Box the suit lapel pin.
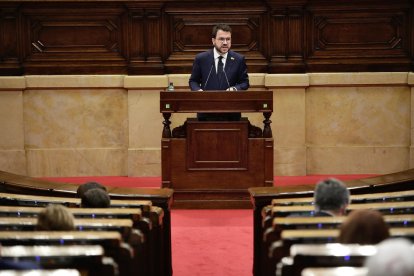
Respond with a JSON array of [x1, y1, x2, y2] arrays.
[[231, 57, 235, 61]]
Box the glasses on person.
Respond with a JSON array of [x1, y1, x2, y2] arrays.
[[216, 37, 231, 43]]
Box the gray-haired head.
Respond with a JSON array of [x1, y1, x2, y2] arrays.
[[314, 178, 350, 215]]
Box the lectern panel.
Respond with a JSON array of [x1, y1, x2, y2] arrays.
[[187, 121, 248, 170]]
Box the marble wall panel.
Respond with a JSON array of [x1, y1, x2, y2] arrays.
[[24, 89, 128, 148], [0, 73, 412, 177], [0, 91, 24, 149], [26, 148, 126, 177], [23, 88, 128, 176], [306, 86, 410, 146]]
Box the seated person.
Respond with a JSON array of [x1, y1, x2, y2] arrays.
[[76, 181, 107, 198], [365, 238, 414, 276], [36, 204, 75, 231], [338, 209, 390, 244], [313, 178, 350, 216], [81, 188, 111, 208]]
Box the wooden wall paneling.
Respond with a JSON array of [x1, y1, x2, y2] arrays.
[[163, 2, 268, 73], [304, 1, 413, 72], [127, 7, 146, 71], [411, 0, 414, 69], [20, 3, 128, 74], [127, 3, 164, 75], [0, 0, 413, 75], [0, 4, 22, 75], [267, 1, 307, 73]]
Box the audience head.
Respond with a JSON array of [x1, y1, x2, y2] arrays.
[[314, 178, 350, 216], [76, 181, 107, 198], [36, 204, 75, 231], [81, 188, 111, 208], [365, 238, 414, 276], [338, 209, 390, 244]]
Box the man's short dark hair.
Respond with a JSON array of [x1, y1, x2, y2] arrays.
[[81, 188, 111, 208], [212, 23, 232, 38], [77, 181, 107, 198], [314, 178, 350, 212]]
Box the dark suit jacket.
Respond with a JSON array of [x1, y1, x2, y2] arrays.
[[189, 49, 249, 120], [189, 49, 249, 91]]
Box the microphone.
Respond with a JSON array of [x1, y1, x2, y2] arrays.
[[203, 62, 214, 90], [223, 69, 231, 90]]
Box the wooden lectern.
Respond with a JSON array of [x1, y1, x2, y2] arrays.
[[160, 90, 273, 208]]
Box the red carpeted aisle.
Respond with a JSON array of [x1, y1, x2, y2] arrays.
[[43, 174, 375, 276], [171, 209, 252, 276]]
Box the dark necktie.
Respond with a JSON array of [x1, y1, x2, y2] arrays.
[[217, 56, 224, 82]]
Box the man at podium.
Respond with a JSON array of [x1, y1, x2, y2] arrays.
[[188, 23, 249, 121]]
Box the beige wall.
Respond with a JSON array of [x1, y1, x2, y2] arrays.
[[0, 73, 412, 177]]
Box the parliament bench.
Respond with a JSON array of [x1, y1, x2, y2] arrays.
[[0, 245, 110, 276], [261, 201, 414, 242], [300, 267, 368, 276], [0, 206, 146, 233], [260, 201, 414, 276], [0, 269, 81, 276], [265, 214, 414, 243], [0, 231, 131, 276], [277, 243, 375, 276], [268, 201, 414, 218], [0, 170, 174, 276], [0, 217, 139, 241], [249, 169, 414, 276], [266, 228, 414, 276], [271, 190, 414, 206], [0, 207, 159, 276], [0, 192, 153, 213], [278, 242, 414, 276], [0, 191, 166, 275]]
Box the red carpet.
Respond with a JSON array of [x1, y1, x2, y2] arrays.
[[172, 209, 252, 276], [42, 174, 374, 276]]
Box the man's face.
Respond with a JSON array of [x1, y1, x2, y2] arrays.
[[212, 30, 231, 54]]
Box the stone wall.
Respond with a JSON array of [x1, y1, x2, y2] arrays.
[[0, 72, 412, 177]]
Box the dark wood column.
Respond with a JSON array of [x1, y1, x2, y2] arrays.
[[127, 3, 165, 74], [0, 4, 22, 75], [267, 0, 307, 73]]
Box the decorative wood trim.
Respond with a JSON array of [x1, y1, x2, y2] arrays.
[[0, 0, 413, 75]]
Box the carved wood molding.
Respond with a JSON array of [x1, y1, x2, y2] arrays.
[[0, 0, 413, 75]]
